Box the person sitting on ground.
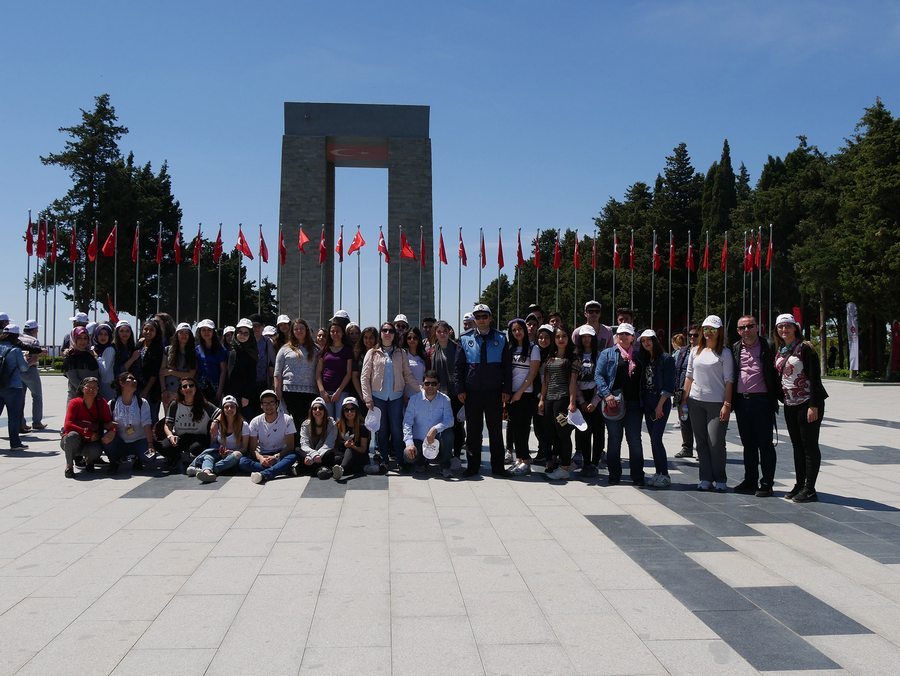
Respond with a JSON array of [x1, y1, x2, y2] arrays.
[[106, 371, 154, 473], [297, 396, 339, 479], [61, 376, 115, 478], [187, 395, 248, 483], [160, 377, 218, 472], [63, 326, 100, 401], [240, 389, 297, 484], [403, 369, 455, 478], [332, 397, 370, 480]]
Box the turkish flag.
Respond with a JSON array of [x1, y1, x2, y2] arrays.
[[533, 232, 540, 269], [107, 294, 119, 324], [87, 225, 99, 262], [348, 228, 365, 255], [155, 228, 163, 265], [258, 225, 268, 263], [591, 238, 597, 270], [419, 229, 426, 269], [701, 241, 709, 271], [438, 231, 447, 265], [298, 226, 310, 253], [36, 220, 47, 259], [686, 242, 696, 272], [335, 227, 343, 263], [25, 218, 34, 256], [212, 225, 223, 264], [318, 227, 327, 265], [613, 234, 620, 269], [70, 223, 79, 264], [497, 232, 504, 269], [552, 236, 561, 270], [50, 223, 58, 264], [131, 224, 140, 263], [516, 230, 525, 268], [278, 228, 286, 265], [669, 236, 676, 269], [743, 239, 753, 273], [458, 231, 467, 266], [173, 227, 183, 265], [479, 230, 486, 269], [720, 234, 728, 272], [653, 241, 661, 272], [236, 226, 254, 259], [766, 233, 773, 270], [400, 230, 416, 260], [755, 230, 762, 270], [101, 224, 117, 257], [573, 238, 581, 269], [628, 233, 635, 270], [192, 225, 202, 266], [378, 228, 390, 263]]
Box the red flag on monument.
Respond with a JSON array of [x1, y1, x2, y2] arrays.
[[192, 224, 202, 266], [318, 227, 327, 265], [613, 233, 621, 269], [258, 225, 268, 263], [101, 223, 117, 257], [573, 237, 581, 269], [720, 234, 728, 272], [335, 227, 343, 263], [516, 230, 525, 268], [24, 216, 34, 256], [70, 223, 80, 264], [479, 230, 486, 269], [298, 225, 310, 253], [236, 225, 253, 259], [497, 231, 504, 269], [50, 223, 58, 264], [36, 219, 47, 259], [378, 228, 390, 263], [173, 227, 183, 265], [400, 230, 416, 261], [552, 235, 561, 270], [348, 227, 365, 255], [278, 228, 286, 265], [419, 228, 426, 269], [87, 224, 99, 262], [628, 232, 635, 270], [438, 230, 447, 265], [212, 225, 223, 264], [458, 231, 467, 266]]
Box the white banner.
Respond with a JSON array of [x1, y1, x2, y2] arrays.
[[847, 302, 859, 371]]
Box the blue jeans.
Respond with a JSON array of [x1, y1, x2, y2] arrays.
[[20, 367, 43, 425], [643, 399, 672, 475], [373, 396, 404, 465], [239, 452, 298, 480], [191, 447, 242, 474], [106, 437, 150, 464], [0, 386, 25, 447], [322, 392, 349, 420], [604, 401, 644, 482]]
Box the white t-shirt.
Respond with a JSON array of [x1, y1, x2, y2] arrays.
[[249, 412, 296, 454], [112, 396, 152, 443], [510, 344, 540, 393], [686, 347, 735, 403], [215, 420, 251, 451]]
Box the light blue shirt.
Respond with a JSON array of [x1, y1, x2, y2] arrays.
[[0, 343, 29, 389], [403, 390, 453, 445], [373, 347, 403, 402]]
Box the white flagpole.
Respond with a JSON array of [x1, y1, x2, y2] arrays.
[[52, 221, 58, 354], [438, 226, 443, 320], [535, 229, 540, 306], [357, 246, 362, 323], [237, 224, 242, 319], [216, 223, 222, 328], [742, 230, 748, 315], [686, 230, 691, 329], [297, 223, 303, 320], [457, 227, 462, 330], [257, 224, 262, 316], [26, 210, 32, 319], [611, 229, 617, 325], [339, 224, 344, 309], [768, 224, 773, 333], [516, 227, 521, 318], [497, 227, 502, 327], [650, 229, 656, 328], [135, 222, 140, 333], [378, 229, 383, 328], [113, 220, 118, 312], [758, 226, 763, 325], [72, 222, 77, 317], [723, 233, 728, 326], [478, 227, 483, 299], [667, 230, 672, 341], [555, 229, 560, 310], [398, 225, 403, 315], [196, 224, 202, 323], [156, 222, 162, 315], [319, 224, 325, 328], [573, 229, 578, 328], [42, 219, 48, 346], [704, 231, 709, 316], [93, 223, 99, 321], [629, 228, 634, 311], [418, 225, 423, 326]]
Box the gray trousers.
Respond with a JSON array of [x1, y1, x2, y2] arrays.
[[688, 398, 729, 484], [20, 366, 43, 425], [62, 431, 103, 466]]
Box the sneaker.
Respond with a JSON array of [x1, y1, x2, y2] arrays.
[[364, 461, 381, 475], [332, 465, 343, 480], [792, 488, 818, 503], [32, 422, 48, 430], [251, 471, 265, 484], [186, 465, 198, 477], [511, 461, 532, 476], [545, 467, 570, 481], [198, 469, 216, 483], [646, 473, 661, 487], [697, 480, 711, 491], [733, 480, 756, 495], [440, 468, 453, 479], [713, 482, 728, 493], [579, 463, 599, 478], [571, 452, 584, 470], [288, 464, 299, 477], [107, 461, 120, 475], [20, 424, 32, 433], [673, 421, 681, 429], [785, 484, 802, 500], [654, 474, 672, 489], [675, 449, 694, 459], [755, 487, 773, 497], [317, 466, 332, 480], [450, 457, 462, 474], [9, 444, 28, 452], [504, 450, 514, 465], [64, 466, 75, 478]]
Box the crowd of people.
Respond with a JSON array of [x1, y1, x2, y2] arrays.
[[0, 300, 827, 501]]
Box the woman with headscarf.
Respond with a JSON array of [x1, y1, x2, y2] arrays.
[[63, 326, 100, 401]]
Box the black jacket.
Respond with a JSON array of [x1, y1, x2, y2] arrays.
[[731, 337, 779, 411]]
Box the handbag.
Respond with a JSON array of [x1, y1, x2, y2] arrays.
[[601, 390, 626, 421]]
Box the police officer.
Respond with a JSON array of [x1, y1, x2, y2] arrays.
[[455, 304, 512, 477]]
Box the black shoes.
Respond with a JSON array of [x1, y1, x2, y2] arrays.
[[792, 488, 818, 503], [64, 466, 75, 478], [733, 480, 757, 495], [755, 487, 774, 497], [674, 449, 693, 458], [463, 466, 480, 478], [785, 484, 802, 500]]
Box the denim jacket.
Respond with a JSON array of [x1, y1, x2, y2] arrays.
[[639, 354, 676, 408]]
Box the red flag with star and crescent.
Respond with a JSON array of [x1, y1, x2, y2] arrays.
[[552, 235, 561, 270], [669, 235, 677, 269], [419, 228, 426, 269], [755, 229, 762, 270], [50, 223, 58, 264], [278, 228, 286, 265], [212, 225, 223, 264], [458, 231, 467, 266], [101, 223, 117, 257], [653, 241, 662, 272], [318, 227, 327, 265], [70, 223, 80, 263], [479, 230, 486, 269], [766, 231, 773, 270], [438, 230, 447, 265], [687, 239, 696, 272], [335, 228, 343, 263], [516, 230, 525, 268], [378, 228, 390, 263], [613, 233, 621, 269], [591, 237, 597, 270], [720, 234, 728, 273], [348, 227, 365, 256], [533, 231, 541, 269], [87, 225, 99, 262], [701, 239, 709, 271], [400, 230, 416, 261], [298, 225, 310, 254], [497, 232, 504, 269], [258, 225, 268, 264], [132, 223, 140, 264], [628, 232, 635, 270], [24, 216, 34, 256], [573, 238, 581, 269], [173, 227, 183, 265], [236, 226, 253, 259], [192, 225, 202, 266], [36, 219, 47, 259]]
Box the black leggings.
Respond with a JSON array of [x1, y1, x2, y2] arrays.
[[783, 401, 823, 490], [543, 398, 573, 466], [282, 391, 316, 427], [575, 393, 605, 465], [160, 433, 209, 465], [507, 392, 535, 460]]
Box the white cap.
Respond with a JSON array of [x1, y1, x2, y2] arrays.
[[422, 438, 440, 460], [702, 315, 723, 329], [567, 409, 588, 431], [259, 389, 278, 401], [346, 322, 360, 332], [236, 318, 253, 330], [311, 396, 328, 408], [365, 407, 382, 432], [472, 304, 492, 316], [262, 325, 277, 337], [393, 314, 409, 325], [197, 319, 215, 330], [584, 300, 602, 311], [175, 322, 192, 333], [342, 396, 359, 409], [775, 313, 800, 328], [463, 313, 475, 322], [3, 323, 20, 335], [223, 325, 235, 334], [0, 312, 9, 321], [537, 324, 555, 334], [221, 395, 238, 407], [115, 320, 131, 330], [276, 314, 291, 326], [333, 310, 350, 320], [70, 311, 89, 323], [23, 319, 39, 330], [639, 329, 657, 339], [577, 324, 596, 337], [616, 323, 636, 335]]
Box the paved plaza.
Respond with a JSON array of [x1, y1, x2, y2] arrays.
[[1, 375, 900, 675]]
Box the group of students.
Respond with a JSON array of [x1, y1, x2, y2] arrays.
[[1, 300, 827, 499]]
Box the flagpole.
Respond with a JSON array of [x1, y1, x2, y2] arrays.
[[611, 229, 617, 325], [319, 224, 325, 329], [438, 226, 443, 320], [298, 223, 303, 321], [378, 230, 383, 327], [592, 231, 598, 302], [216, 224, 222, 328], [257, 224, 262, 316], [749, 230, 754, 318], [497, 227, 501, 326], [478, 227, 482, 300], [573, 230, 578, 329], [277, 224, 281, 315], [157, 222, 162, 315], [237, 224, 242, 319], [686, 230, 691, 330], [555, 230, 560, 310], [650, 229, 656, 328], [457, 227, 462, 330], [196, 224, 202, 323], [357, 248, 362, 322], [630, 228, 634, 311], [722, 233, 728, 327], [52, 222, 58, 355], [535, 230, 540, 307], [768, 225, 774, 335], [42, 221, 48, 346], [742, 230, 747, 316], [26, 210, 32, 319], [176, 254, 181, 321], [71, 222, 77, 317], [704, 231, 709, 316], [93, 223, 99, 322], [418, 226, 423, 325], [339, 224, 344, 309], [135, 222, 140, 333], [113, 220, 118, 313], [515, 228, 521, 318], [398, 225, 403, 315], [758, 226, 763, 326], [668, 230, 672, 342]]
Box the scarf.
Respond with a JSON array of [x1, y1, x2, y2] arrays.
[[617, 342, 636, 376]]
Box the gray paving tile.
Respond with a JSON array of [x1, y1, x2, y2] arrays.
[[738, 585, 873, 636], [650, 524, 736, 552], [120, 474, 230, 498], [694, 609, 839, 671], [300, 475, 348, 498]]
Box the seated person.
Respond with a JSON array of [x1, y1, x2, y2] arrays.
[[297, 396, 338, 479], [240, 389, 297, 484], [107, 371, 154, 473], [402, 369, 455, 477], [160, 377, 218, 471], [332, 396, 370, 480], [62, 376, 115, 478], [188, 395, 249, 482]]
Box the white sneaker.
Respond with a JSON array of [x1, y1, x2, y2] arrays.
[[511, 461, 532, 476], [186, 466, 198, 477], [332, 465, 343, 480], [654, 474, 671, 489], [545, 467, 570, 481], [197, 469, 216, 483], [251, 472, 264, 484], [504, 451, 514, 465], [697, 480, 711, 491]]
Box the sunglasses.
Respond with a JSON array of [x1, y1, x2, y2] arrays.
[[473, 314, 489, 320], [688, 333, 699, 338], [381, 328, 395, 334], [423, 381, 439, 387], [737, 324, 756, 331], [181, 383, 196, 389], [312, 406, 326, 412], [702, 327, 718, 334], [342, 407, 357, 413], [120, 376, 137, 382]]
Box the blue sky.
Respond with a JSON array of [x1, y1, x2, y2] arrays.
[[2, 0, 898, 340]]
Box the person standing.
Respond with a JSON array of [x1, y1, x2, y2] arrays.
[[0, 325, 30, 451], [538, 327, 578, 481], [774, 313, 828, 503], [455, 304, 512, 477], [426, 320, 465, 468], [18, 320, 46, 431], [674, 326, 700, 458], [506, 318, 540, 476], [731, 315, 779, 497], [226, 319, 258, 420], [638, 330, 675, 488], [274, 318, 320, 425]]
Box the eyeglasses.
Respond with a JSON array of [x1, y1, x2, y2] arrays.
[[423, 381, 439, 387], [688, 333, 699, 338], [381, 328, 395, 334], [312, 406, 325, 413], [181, 383, 196, 390], [737, 324, 757, 331], [702, 327, 718, 334], [342, 407, 357, 413], [473, 314, 489, 320]]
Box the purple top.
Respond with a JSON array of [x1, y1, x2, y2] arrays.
[[321, 344, 353, 392], [737, 340, 768, 394]]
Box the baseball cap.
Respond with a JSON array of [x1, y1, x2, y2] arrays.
[[639, 329, 657, 339], [775, 313, 800, 328], [702, 315, 723, 329], [259, 389, 278, 402], [4, 323, 20, 335], [616, 323, 636, 335], [70, 311, 89, 323], [276, 314, 291, 326], [236, 318, 253, 330], [584, 300, 602, 311], [175, 322, 192, 333], [577, 324, 596, 337], [393, 314, 409, 325], [197, 319, 215, 330], [223, 325, 235, 334], [221, 395, 239, 407], [23, 319, 39, 330], [0, 312, 9, 322], [472, 304, 491, 316], [262, 325, 277, 337], [463, 312, 475, 322]]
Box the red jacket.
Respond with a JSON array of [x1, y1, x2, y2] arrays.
[[63, 397, 113, 439]]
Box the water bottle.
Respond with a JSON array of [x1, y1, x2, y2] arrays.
[[679, 404, 689, 422]]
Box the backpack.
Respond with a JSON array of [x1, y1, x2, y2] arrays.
[[0, 344, 11, 389]]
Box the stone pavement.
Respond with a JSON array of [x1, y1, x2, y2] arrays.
[[1, 375, 900, 675]]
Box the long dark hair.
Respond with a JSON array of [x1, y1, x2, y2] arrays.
[[214, 403, 245, 446], [507, 319, 532, 362], [195, 326, 221, 353], [177, 377, 207, 421], [404, 327, 427, 358], [168, 329, 198, 369], [113, 323, 136, 354], [140, 319, 164, 356], [306, 402, 331, 448], [336, 401, 362, 442], [379, 322, 399, 349], [575, 331, 598, 361], [550, 326, 574, 360], [638, 334, 664, 363], [356, 326, 379, 360]]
